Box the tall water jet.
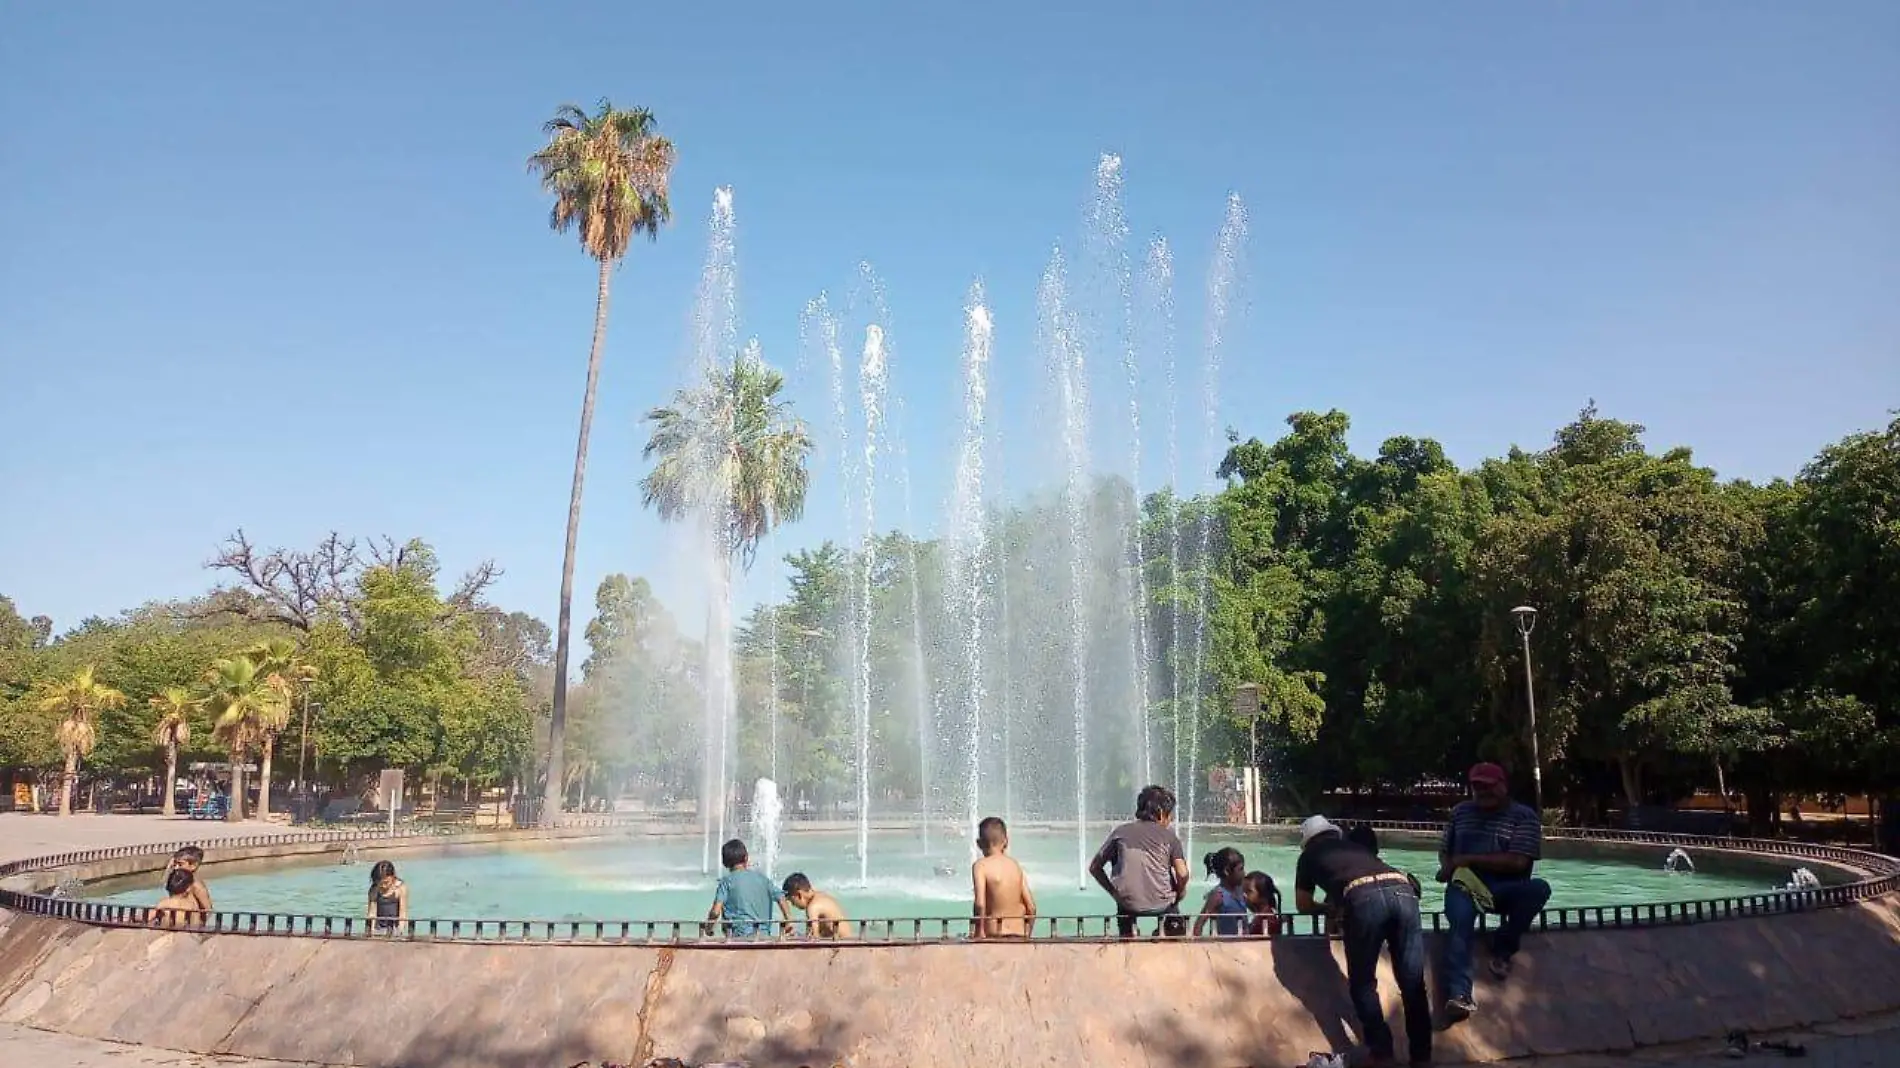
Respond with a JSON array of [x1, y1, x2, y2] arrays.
[[945, 282, 994, 848], [895, 423, 934, 855], [1086, 153, 1154, 786], [1184, 194, 1248, 860], [1040, 248, 1093, 883], [766, 534, 781, 785], [854, 323, 889, 886], [1142, 236, 1183, 804], [690, 186, 739, 874]]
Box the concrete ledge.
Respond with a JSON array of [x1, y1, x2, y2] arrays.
[[2, 896, 1899, 1066]]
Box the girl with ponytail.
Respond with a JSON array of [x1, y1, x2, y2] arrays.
[[1191, 847, 1250, 937]]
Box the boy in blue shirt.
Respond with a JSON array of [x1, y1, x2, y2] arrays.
[[705, 838, 791, 938]]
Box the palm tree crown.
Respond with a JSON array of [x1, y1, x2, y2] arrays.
[[38, 666, 124, 761], [641, 349, 813, 567], [150, 687, 196, 748], [528, 100, 676, 264], [204, 655, 290, 755]]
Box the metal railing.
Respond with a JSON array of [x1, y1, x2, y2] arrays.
[[2, 822, 1893, 948]]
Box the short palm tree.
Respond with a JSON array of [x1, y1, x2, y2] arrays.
[[642, 350, 810, 856], [641, 351, 813, 566], [36, 666, 126, 816], [529, 99, 677, 824], [204, 655, 291, 822], [149, 687, 197, 816], [242, 638, 316, 820]]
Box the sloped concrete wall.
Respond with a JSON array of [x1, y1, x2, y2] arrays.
[[3, 895, 1900, 1067]]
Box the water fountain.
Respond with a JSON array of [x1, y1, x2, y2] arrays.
[[946, 283, 994, 850], [1086, 154, 1154, 788], [855, 323, 888, 886], [752, 777, 784, 878], [1039, 248, 1095, 883], [1184, 193, 1249, 861], [690, 187, 739, 875], [655, 161, 1250, 888]]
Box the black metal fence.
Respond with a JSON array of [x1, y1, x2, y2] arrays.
[[2, 821, 1893, 947]]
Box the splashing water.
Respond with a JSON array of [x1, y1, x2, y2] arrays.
[[752, 778, 784, 878]]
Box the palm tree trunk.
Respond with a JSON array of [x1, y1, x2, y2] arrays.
[[258, 734, 275, 820], [228, 745, 248, 822], [544, 257, 614, 827], [162, 743, 178, 817], [59, 751, 76, 817]]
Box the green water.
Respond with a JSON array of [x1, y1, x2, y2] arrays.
[[87, 828, 1794, 923]]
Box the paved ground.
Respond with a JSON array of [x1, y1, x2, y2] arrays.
[[0, 811, 292, 865], [3, 814, 1896, 1067]]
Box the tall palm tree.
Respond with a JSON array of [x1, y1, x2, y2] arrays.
[[642, 352, 812, 854], [529, 99, 677, 825], [36, 667, 126, 817], [203, 655, 290, 822], [243, 638, 316, 820], [149, 687, 197, 817]]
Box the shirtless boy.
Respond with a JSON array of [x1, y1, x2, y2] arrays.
[[166, 845, 213, 912], [971, 816, 1037, 938], [781, 872, 854, 938], [150, 868, 204, 929]]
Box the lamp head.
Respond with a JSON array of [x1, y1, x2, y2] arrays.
[[1511, 605, 1537, 636]]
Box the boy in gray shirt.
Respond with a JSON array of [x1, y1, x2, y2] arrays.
[[1089, 785, 1191, 937]]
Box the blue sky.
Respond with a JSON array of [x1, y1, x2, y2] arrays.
[[2, 2, 1896, 632]]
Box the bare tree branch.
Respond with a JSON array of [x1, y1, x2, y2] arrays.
[[205, 529, 359, 632], [446, 560, 502, 613]]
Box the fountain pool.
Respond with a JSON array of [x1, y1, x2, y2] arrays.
[[81, 827, 1812, 925]]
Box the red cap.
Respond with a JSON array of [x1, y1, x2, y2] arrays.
[[1468, 762, 1507, 787]]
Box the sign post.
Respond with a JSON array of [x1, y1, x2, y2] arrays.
[[1232, 684, 1263, 824]]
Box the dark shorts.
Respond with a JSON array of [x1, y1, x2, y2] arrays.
[[1116, 902, 1186, 938]]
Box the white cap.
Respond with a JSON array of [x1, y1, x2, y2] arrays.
[[1299, 815, 1342, 845]]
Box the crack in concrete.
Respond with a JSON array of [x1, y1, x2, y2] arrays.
[[211, 939, 322, 1056], [629, 945, 676, 1065]]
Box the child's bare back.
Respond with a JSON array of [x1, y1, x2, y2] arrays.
[[804, 891, 853, 938], [971, 817, 1036, 938]]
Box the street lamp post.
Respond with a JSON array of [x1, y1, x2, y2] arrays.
[[296, 697, 322, 823], [1511, 606, 1544, 813]]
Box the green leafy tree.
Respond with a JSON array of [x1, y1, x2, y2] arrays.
[[529, 99, 678, 824]]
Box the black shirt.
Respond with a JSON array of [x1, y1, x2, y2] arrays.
[[1295, 836, 1397, 900]]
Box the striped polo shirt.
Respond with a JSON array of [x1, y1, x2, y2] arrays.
[[1442, 800, 1542, 876]]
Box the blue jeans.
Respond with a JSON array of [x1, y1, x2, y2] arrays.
[[1341, 884, 1431, 1064], [1443, 875, 1553, 1000]]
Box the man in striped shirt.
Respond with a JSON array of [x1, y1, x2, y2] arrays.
[[1437, 762, 1552, 1023]]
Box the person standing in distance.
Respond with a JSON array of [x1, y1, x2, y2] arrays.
[[1294, 815, 1432, 1068], [1438, 762, 1552, 1023], [1088, 785, 1192, 937]]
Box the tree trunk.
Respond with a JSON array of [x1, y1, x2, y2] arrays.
[[1618, 757, 1643, 808], [544, 257, 615, 827], [227, 745, 249, 822], [59, 751, 76, 816], [257, 734, 275, 820], [162, 744, 178, 816]]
